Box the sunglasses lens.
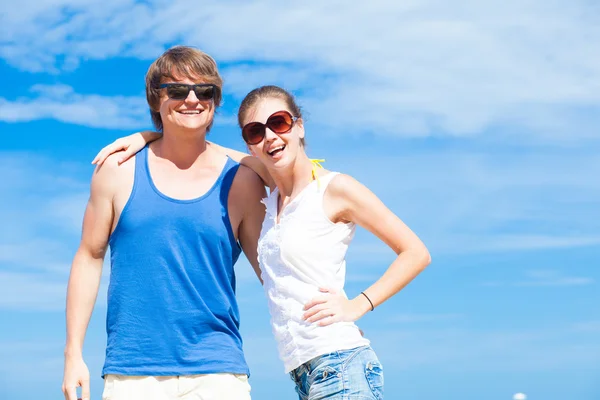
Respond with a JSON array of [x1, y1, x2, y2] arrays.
[[243, 123, 265, 145], [242, 111, 295, 145], [166, 85, 190, 100], [267, 112, 293, 133], [194, 85, 215, 101], [164, 84, 215, 101]]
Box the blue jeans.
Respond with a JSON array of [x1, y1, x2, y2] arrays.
[[289, 345, 384, 400]]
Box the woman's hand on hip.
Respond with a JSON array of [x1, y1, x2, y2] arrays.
[[303, 287, 371, 326]]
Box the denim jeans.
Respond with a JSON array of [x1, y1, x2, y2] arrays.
[[289, 345, 384, 400]]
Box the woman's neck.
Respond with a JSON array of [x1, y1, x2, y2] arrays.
[[270, 153, 314, 198]]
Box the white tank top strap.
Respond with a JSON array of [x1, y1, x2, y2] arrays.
[[315, 171, 341, 195], [261, 188, 279, 219]]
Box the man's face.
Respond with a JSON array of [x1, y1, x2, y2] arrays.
[[158, 74, 215, 133]]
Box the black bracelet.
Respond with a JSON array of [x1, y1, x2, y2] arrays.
[[361, 292, 374, 311]]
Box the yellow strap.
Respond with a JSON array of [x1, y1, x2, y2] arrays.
[[310, 159, 326, 188]]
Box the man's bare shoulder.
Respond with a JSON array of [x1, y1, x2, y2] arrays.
[[235, 164, 263, 184], [95, 152, 134, 173], [91, 152, 135, 192], [231, 165, 266, 199]]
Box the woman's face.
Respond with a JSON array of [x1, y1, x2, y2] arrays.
[[242, 97, 304, 170]]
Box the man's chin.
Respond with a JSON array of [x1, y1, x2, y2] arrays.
[[165, 122, 212, 134]]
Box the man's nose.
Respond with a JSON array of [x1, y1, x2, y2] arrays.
[[184, 88, 199, 103]]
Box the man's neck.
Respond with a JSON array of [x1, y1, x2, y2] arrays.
[[154, 129, 210, 169]]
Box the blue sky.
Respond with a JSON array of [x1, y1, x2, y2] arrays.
[[1, 1, 599, 399]]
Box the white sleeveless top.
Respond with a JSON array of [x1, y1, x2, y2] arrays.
[[258, 172, 369, 373]]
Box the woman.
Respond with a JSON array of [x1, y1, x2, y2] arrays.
[[94, 85, 431, 399]]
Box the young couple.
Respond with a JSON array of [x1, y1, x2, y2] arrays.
[[62, 45, 430, 400]]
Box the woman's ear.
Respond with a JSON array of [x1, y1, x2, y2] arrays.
[[296, 118, 305, 139]]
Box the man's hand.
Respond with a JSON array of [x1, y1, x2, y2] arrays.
[[62, 355, 90, 400]]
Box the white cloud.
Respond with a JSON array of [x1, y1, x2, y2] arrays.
[[572, 321, 600, 333], [1, 1, 600, 138], [349, 234, 600, 259], [0, 269, 109, 311], [0, 84, 149, 129], [0, 271, 67, 311], [0, 240, 72, 274], [0, 153, 98, 310], [0, 338, 107, 389], [441, 234, 600, 255], [0, 153, 88, 238], [221, 64, 315, 99], [387, 313, 464, 324], [484, 269, 596, 287], [325, 147, 600, 258], [369, 324, 600, 372]]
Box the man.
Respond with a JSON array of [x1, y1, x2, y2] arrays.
[[62, 46, 266, 400]]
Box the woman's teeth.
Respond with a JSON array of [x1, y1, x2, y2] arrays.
[[268, 145, 286, 156]]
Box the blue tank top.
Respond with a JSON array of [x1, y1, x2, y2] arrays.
[[102, 145, 247, 377]]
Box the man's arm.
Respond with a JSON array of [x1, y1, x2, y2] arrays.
[[235, 166, 267, 284], [62, 162, 116, 400]]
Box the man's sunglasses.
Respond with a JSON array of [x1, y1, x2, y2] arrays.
[[159, 83, 217, 101], [242, 110, 298, 145]]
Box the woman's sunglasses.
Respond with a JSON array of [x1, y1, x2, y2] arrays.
[[242, 110, 298, 145], [159, 83, 217, 101]]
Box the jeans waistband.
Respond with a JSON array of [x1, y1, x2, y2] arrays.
[[289, 345, 371, 382]]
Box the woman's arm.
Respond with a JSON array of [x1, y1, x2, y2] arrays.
[[303, 173, 431, 326], [92, 131, 162, 166]]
